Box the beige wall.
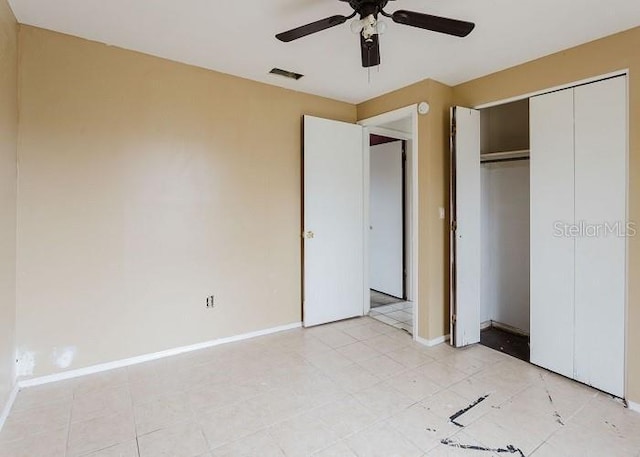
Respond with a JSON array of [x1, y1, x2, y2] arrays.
[[0, 0, 17, 407], [454, 26, 640, 404], [16, 26, 356, 377], [358, 79, 454, 341]]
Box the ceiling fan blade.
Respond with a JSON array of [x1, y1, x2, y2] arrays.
[[276, 15, 350, 42], [360, 34, 380, 68], [391, 10, 475, 37]]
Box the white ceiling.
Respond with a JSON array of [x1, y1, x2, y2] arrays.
[[8, 0, 640, 103]]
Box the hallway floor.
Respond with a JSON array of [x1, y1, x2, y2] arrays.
[[1, 317, 639, 457], [369, 290, 413, 335]]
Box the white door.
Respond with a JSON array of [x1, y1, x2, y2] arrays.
[[450, 107, 481, 347], [303, 116, 365, 327], [530, 88, 576, 379], [369, 141, 404, 298], [573, 76, 626, 397]]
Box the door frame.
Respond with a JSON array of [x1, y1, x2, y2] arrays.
[[359, 105, 419, 339]]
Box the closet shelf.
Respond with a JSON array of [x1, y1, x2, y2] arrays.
[[481, 149, 530, 163]]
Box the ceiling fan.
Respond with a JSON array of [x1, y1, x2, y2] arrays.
[[275, 0, 475, 68]]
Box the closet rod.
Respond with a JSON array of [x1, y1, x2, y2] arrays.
[[482, 156, 530, 164], [481, 149, 530, 164]]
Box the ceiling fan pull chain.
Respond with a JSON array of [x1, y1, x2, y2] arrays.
[[367, 45, 372, 83]]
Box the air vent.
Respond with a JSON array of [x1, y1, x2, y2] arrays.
[[270, 68, 304, 80]]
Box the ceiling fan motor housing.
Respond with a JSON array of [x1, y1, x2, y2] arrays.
[[342, 0, 391, 18]]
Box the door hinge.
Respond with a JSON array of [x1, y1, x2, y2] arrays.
[[451, 220, 457, 232], [451, 314, 457, 324]]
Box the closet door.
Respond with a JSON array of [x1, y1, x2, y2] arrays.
[[450, 107, 481, 347], [574, 77, 627, 397], [530, 89, 576, 379]]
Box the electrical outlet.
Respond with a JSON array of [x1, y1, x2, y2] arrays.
[[206, 295, 215, 308]]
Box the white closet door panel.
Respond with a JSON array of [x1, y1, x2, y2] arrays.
[[530, 89, 576, 379], [574, 77, 627, 397], [452, 107, 481, 347]]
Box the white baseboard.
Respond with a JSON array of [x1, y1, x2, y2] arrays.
[[18, 322, 302, 389], [416, 334, 451, 347], [0, 384, 20, 432], [628, 401, 640, 414], [490, 320, 530, 337]]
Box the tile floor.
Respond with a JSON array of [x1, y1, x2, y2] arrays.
[[1, 317, 639, 457], [370, 291, 403, 308], [370, 300, 414, 335]]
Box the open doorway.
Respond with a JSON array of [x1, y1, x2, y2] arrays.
[[301, 107, 418, 336], [359, 106, 418, 337], [368, 135, 411, 332]]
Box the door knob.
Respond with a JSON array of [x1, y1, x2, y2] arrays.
[[303, 231, 315, 239]]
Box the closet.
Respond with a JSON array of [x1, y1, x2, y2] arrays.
[[480, 100, 531, 360], [451, 75, 627, 398], [530, 76, 627, 397]]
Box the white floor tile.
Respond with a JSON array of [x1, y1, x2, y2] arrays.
[[83, 441, 140, 457], [268, 412, 340, 457], [386, 403, 459, 452], [352, 382, 415, 420], [312, 442, 358, 457], [67, 411, 136, 457], [310, 395, 379, 438], [2, 317, 637, 457], [134, 392, 194, 436], [0, 428, 68, 457], [0, 399, 71, 444], [345, 423, 423, 457], [386, 369, 442, 402], [357, 354, 407, 379], [336, 342, 381, 363], [210, 431, 285, 457], [137, 422, 208, 457]]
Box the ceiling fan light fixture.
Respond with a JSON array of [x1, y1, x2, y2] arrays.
[[376, 19, 387, 35], [361, 14, 377, 40], [350, 18, 364, 34]]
